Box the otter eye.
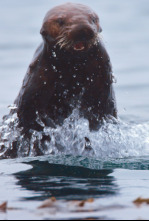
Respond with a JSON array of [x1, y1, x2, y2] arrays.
[[56, 18, 65, 26]]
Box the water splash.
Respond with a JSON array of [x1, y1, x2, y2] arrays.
[[0, 108, 149, 159], [0, 112, 20, 157]]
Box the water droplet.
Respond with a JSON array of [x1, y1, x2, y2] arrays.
[[73, 74, 76, 78], [112, 75, 117, 83], [8, 104, 17, 110], [52, 52, 56, 57], [52, 65, 57, 72], [63, 90, 68, 96]]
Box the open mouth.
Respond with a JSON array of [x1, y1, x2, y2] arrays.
[[73, 42, 85, 51]]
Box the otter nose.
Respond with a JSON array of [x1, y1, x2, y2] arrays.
[[70, 25, 95, 42]]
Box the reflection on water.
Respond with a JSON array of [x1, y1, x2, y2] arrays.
[[1, 156, 149, 220], [14, 160, 117, 201]]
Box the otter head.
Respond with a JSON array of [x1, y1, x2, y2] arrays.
[[40, 3, 102, 51]]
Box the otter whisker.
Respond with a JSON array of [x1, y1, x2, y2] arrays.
[[56, 24, 101, 50], [56, 39, 66, 47], [56, 36, 72, 49]]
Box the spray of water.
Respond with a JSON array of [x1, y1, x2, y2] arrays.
[[0, 108, 149, 159]]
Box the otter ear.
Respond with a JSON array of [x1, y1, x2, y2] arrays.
[[40, 26, 54, 42], [40, 27, 47, 37]]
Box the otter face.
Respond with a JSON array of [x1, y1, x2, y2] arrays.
[[40, 3, 102, 51]]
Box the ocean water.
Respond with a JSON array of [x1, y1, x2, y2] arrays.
[[0, 0, 149, 220]]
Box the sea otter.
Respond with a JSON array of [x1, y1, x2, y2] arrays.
[[12, 2, 117, 137]]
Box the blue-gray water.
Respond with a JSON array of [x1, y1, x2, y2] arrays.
[[0, 0, 149, 220]]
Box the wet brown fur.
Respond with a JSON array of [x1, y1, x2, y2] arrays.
[[13, 3, 117, 135]]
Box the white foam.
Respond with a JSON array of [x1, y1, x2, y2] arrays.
[[0, 109, 149, 159]]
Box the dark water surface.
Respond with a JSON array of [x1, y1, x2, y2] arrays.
[[0, 0, 149, 220], [1, 156, 149, 220]]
